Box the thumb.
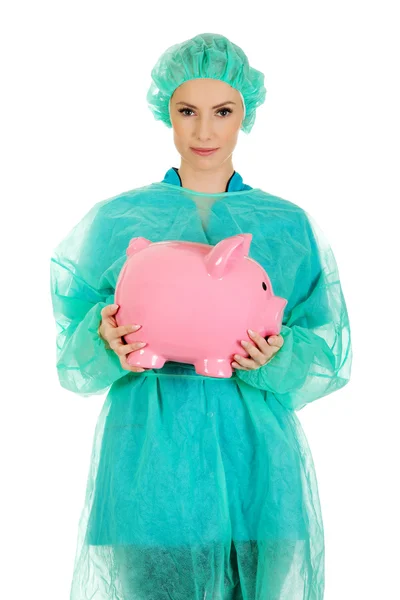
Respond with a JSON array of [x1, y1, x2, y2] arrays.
[[101, 303, 119, 320]]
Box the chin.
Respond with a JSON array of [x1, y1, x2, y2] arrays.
[[187, 151, 227, 169]]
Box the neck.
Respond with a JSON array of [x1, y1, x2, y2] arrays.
[[177, 158, 235, 193]]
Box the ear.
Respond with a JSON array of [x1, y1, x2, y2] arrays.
[[204, 234, 252, 279], [126, 237, 152, 257]]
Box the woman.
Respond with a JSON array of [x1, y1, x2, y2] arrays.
[[50, 33, 352, 600]]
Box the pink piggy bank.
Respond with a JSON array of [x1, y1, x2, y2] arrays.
[[114, 234, 287, 378]]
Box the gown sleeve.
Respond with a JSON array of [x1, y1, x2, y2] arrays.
[[234, 210, 353, 411], [49, 201, 129, 397]]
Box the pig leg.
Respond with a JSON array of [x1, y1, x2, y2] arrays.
[[194, 358, 233, 378], [126, 347, 167, 370]]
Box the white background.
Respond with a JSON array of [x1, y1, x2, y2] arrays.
[[1, 1, 399, 598]]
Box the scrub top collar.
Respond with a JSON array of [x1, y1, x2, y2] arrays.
[[161, 167, 252, 192]]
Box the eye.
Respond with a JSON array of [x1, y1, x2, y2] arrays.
[[177, 107, 233, 117], [178, 108, 195, 117], [262, 282, 267, 291], [217, 108, 232, 117]]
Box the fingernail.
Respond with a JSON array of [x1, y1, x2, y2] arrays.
[[131, 324, 141, 330], [241, 340, 248, 346], [138, 342, 146, 347], [248, 329, 255, 335]]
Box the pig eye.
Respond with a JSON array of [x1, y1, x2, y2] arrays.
[[262, 282, 267, 291]]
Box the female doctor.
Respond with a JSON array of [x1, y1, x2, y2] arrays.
[[50, 33, 352, 600]]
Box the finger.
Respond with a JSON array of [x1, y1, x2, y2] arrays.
[[233, 353, 259, 369], [108, 323, 141, 341], [100, 304, 119, 319], [241, 338, 271, 365], [115, 343, 146, 371], [118, 341, 147, 357], [267, 334, 284, 348], [111, 340, 147, 356], [247, 330, 271, 355], [119, 354, 145, 373], [231, 361, 248, 370]]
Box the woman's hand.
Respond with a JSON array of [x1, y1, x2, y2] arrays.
[[98, 304, 149, 373], [232, 329, 284, 371]]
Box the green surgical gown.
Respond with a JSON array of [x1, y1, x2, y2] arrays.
[[50, 168, 352, 600]]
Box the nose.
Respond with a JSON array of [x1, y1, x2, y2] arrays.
[[194, 115, 213, 142]]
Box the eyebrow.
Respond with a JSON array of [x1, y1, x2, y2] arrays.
[[175, 101, 236, 109]]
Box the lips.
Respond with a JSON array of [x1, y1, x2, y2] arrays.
[[190, 147, 219, 156]]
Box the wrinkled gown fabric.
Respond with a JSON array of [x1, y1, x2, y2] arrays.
[[50, 167, 352, 600]]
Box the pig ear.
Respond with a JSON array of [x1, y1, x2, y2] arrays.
[[126, 237, 152, 257], [204, 234, 252, 279]]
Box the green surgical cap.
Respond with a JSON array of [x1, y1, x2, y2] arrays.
[[146, 33, 267, 134]]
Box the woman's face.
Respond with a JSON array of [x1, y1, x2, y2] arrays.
[[169, 78, 244, 170]]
